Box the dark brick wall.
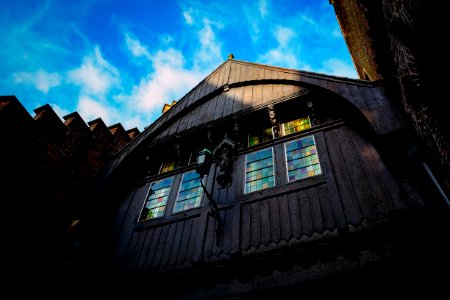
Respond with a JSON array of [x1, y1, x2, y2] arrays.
[[332, 0, 449, 193], [0, 95, 139, 298]]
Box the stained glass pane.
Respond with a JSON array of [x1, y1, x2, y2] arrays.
[[285, 135, 322, 182], [282, 117, 311, 136], [160, 162, 175, 174], [173, 170, 203, 213], [140, 177, 174, 221], [244, 147, 275, 194], [248, 128, 273, 147]]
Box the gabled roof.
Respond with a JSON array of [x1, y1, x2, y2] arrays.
[[103, 59, 403, 180]]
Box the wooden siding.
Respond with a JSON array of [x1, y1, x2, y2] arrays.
[[113, 124, 423, 272], [105, 60, 404, 181]]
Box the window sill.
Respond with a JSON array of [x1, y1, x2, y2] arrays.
[[239, 174, 326, 205], [133, 206, 207, 232]]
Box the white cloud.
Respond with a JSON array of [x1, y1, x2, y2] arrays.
[[274, 26, 296, 48], [126, 48, 204, 113], [13, 69, 61, 93], [67, 46, 120, 96], [194, 19, 223, 69], [183, 9, 195, 25], [76, 96, 115, 124], [50, 102, 70, 120], [258, 26, 299, 69], [319, 58, 357, 78], [125, 33, 151, 59], [259, 0, 268, 18]]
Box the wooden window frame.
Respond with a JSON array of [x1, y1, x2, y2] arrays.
[[243, 147, 276, 194], [136, 167, 206, 224]]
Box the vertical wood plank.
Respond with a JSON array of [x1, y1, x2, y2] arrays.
[[160, 222, 178, 267], [259, 199, 271, 246], [325, 129, 362, 225], [272, 84, 284, 100], [213, 93, 227, 120], [250, 201, 261, 247], [314, 131, 347, 229], [186, 106, 201, 130], [136, 228, 154, 269], [228, 61, 236, 84], [176, 114, 190, 134], [169, 221, 185, 265], [298, 190, 313, 237], [167, 118, 181, 137], [241, 204, 251, 251], [222, 62, 232, 86], [203, 95, 219, 123], [278, 193, 292, 241], [229, 203, 241, 255], [317, 184, 336, 231], [129, 231, 148, 270], [213, 210, 226, 256], [242, 85, 253, 110], [203, 214, 216, 258], [189, 213, 209, 263], [269, 197, 281, 243], [232, 86, 244, 114], [221, 208, 233, 254], [308, 187, 324, 234], [252, 84, 263, 107], [234, 62, 242, 83], [143, 226, 162, 270], [262, 83, 274, 106], [151, 224, 170, 268], [337, 127, 378, 220], [195, 101, 211, 127], [123, 231, 140, 269], [177, 218, 193, 265], [222, 89, 235, 118], [287, 191, 303, 238], [112, 189, 136, 239], [115, 183, 150, 260]]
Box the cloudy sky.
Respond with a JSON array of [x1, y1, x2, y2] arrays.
[[0, 0, 357, 131]]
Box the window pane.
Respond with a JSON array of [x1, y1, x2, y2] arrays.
[[140, 177, 174, 221], [248, 128, 273, 147], [285, 135, 322, 182], [244, 147, 275, 194], [160, 162, 175, 174], [173, 170, 203, 213], [282, 117, 311, 135]]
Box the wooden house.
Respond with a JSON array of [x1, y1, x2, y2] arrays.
[[88, 58, 449, 299]]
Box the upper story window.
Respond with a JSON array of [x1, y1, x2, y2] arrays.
[[248, 128, 274, 147], [159, 161, 176, 174], [285, 136, 322, 182], [173, 170, 203, 213], [139, 177, 174, 221], [244, 147, 275, 194], [281, 117, 311, 135], [138, 170, 204, 222]]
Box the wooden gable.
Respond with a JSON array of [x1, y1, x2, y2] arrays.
[[104, 59, 404, 180]]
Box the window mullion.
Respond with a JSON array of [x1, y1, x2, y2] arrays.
[[165, 174, 182, 215]]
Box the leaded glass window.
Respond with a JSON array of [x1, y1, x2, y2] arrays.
[[285, 135, 321, 182], [173, 170, 203, 213], [248, 128, 274, 147], [244, 147, 275, 193], [282, 117, 311, 135], [160, 161, 175, 174], [140, 177, 174, 221]]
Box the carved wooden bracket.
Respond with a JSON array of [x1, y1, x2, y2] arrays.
[[213, 134, 236, 188]]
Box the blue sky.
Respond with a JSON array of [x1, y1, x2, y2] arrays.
[[0, 0, 357, 131]]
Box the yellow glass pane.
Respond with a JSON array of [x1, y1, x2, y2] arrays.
[[160, 162, 175, 174]]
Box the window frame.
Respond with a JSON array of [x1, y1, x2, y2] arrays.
[[284, 135, 322, 183], [243, 146, 276, 194], [136, 165, 206, 224]]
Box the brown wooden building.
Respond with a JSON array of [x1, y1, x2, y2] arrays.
[[75, 58, 450, 299]]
